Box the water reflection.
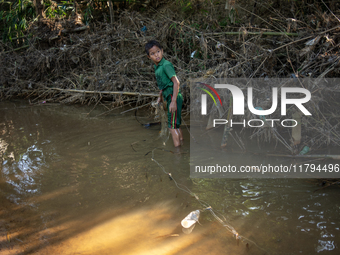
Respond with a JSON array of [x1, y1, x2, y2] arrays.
[[1, 126, 48, 202]]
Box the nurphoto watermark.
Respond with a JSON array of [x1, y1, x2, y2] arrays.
[[190, 78, 340, 178]]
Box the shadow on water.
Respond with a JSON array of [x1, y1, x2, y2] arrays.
[[0, 100, 339, 254]]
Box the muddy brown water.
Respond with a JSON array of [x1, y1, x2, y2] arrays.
[[0, 100, 339, 255]]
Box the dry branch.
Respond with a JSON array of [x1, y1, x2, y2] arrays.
[[272, 25, 340, 52], [61, 25, 89, 34], [267, 154, 340, 160], [44, 88, 158, 97], [205, 31, 299, 36], [1, 45, 30, 54]]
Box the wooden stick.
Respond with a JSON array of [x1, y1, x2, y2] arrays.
[[1, 45, 29, 54], [221, 95, 233, 148], [49, 35, 60, 41], [61, 25, 90, 34], [272, 25, 340, 52], [120, 102, 151, 114], [41, 87, 159, 97], [8, 35, 29, 41], [107, 0, 114, 25], [205, 31, 299, 36], [267, 154, 340, 160]]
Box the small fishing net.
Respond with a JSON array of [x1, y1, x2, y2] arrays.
[[134, 103, 157, 126], [152, 101, 170, 145]]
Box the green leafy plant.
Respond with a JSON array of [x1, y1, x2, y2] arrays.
[[82, 4, 93, 25], [218, 17, 228, 27], [176, 0, 194, 15], [0, 0, 35, 41], [45, 0, 74, 19], [190, 22, 200, 30]]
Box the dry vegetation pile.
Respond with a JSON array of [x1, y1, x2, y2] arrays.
[[0, 0, 340, 149]]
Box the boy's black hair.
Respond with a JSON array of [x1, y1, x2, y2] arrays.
[[145, 40, 163, 55]]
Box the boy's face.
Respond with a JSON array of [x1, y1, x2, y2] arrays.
[[147, 45, 163, 65]]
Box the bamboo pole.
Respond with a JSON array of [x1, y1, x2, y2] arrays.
[[43, 87, 159, 97]]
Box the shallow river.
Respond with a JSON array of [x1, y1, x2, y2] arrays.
[[0, 100, 339, 255]]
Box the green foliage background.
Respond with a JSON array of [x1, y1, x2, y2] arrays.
[[1, 0, 335, 42], [0, 0, 35, 41]]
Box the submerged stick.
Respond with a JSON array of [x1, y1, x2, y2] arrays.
[[120, 102, 151, 114]]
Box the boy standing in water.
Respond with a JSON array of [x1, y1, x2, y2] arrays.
[[145, 40, 183, 147]]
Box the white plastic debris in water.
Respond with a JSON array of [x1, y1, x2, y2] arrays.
[[181, 210, 200, 229]]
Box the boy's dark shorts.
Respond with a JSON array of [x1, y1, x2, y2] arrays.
[[165, 93, 183, 129]]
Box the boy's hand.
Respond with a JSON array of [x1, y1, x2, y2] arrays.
[[169, 100, 177, 113], [157, 90, 163, 104]]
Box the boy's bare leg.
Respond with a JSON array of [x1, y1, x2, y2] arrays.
[[169, 128, 181, 147], [177, 128, 183, 141]]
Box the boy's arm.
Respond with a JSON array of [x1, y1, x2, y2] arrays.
[[169, 76, 180, 113]]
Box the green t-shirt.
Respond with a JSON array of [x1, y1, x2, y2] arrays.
[[154, 58, 177, 99]]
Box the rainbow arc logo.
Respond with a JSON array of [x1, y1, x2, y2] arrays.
[[197, 82, 222, 115]]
